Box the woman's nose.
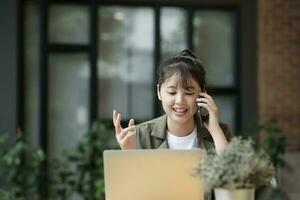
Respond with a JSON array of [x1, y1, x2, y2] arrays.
[[175, 93, 185, 104]]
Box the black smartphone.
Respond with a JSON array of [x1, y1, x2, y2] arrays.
[[197, 106, 209, 127], [197, 90, 209, 127]]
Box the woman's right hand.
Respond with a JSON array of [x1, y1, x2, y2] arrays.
[[112, 110, 136, 150]]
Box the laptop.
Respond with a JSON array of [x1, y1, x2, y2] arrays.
[[103, 149, 204, 200]]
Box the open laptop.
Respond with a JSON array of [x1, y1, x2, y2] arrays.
[[103, 149, 204, 200]]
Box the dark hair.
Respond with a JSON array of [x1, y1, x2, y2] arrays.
[[157, 49, 206, 91]]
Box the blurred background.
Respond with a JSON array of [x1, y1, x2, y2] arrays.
[[0, 0, 299, 199]]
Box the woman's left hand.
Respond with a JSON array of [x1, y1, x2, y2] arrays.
[[196, 92, 229, 152], [196, 92, 221, 133]]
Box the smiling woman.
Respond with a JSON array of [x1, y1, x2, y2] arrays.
[[113, 49, 231, 152], [157, 72, 201, 137]]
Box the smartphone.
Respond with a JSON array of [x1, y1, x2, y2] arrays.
[[197, 106, 209, 127], [197, 90, 209, 127]]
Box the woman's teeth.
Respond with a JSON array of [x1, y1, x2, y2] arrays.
[[173, 108, 187, 113]]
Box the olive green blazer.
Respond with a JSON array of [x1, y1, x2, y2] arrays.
[[136, 115, 231, 150]]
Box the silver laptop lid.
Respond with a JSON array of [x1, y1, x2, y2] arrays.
[[103, 149, 204, 200]]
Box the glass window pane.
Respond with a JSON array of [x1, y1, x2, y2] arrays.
[[98, 6, 154, 120], [49, 5, 89, 44], [214, 95, 236, 134], [161, 7, 187, 61], [48, 54, 90, 158], [193, 11, 236, 87], [24, 2, 40, 148]]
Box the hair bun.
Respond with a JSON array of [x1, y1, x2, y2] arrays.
[[177, 49, 197, 59], [174, 49, 203, 67]]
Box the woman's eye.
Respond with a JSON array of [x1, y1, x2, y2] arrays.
[[186, 92, 195, 95], [167, 92, 176, 95]]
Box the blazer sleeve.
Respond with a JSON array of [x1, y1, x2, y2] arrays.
[[135, 124, 142, 149], [219, 122, 232, 142]]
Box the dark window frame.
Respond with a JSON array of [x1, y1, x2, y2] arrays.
[[19, 0, 241, 141], [19, 1, 241, 197]]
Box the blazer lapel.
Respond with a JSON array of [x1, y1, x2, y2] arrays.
[[158, 140, 168, 149], [147, 114, 214, 150], [150, 115, 169, 149]]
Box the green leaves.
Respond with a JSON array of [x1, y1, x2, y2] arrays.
[[258, 123, 286, 169], [50, 121, 118, 200], [0, 121, 117, 200], [0, 132, 45, 200]]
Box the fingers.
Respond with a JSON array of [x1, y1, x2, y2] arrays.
[[112, 110, 136, 150], [197, 102, 211, 112], [197, 92, 217, 110], [199, 92, 213, 102], [197, 99, 217, 112], [197, 98, 213, 106], [119, 131, 136, 149], [118, 125, 136, 150], [113, 111, 123, 135], [118, 126, 136, 141], [120, 131, 135, 143], [128, 118, 135, 127], [113, 110, 117, 126]]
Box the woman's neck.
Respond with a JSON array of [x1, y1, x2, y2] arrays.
[[166, 117, 196, 137]]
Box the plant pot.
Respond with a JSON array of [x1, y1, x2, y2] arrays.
[[214, 188, 255, 200]]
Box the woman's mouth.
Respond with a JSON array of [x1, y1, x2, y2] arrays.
[[172, 108, 188, 116]]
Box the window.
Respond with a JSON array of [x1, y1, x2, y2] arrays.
[[98, 6, 155, 120], [194, 10, 238, 133], [161, 7, 187, 61], [22, 1, 240, 158]]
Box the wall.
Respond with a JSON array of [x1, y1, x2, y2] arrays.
[[258, 0, 300, 150], [0, 1, 18, 133], [258, 0, 300, 199]]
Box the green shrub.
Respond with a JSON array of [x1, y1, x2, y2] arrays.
[[0, 121, 117, 200], [0, 131, 45, 200]]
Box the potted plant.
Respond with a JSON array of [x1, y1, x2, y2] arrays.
[[196, 137, 275, 200]]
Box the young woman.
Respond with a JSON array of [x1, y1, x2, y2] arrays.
[[112, 49, 231, 152]]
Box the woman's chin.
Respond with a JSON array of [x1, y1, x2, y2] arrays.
[[170, 113, 193, 124]]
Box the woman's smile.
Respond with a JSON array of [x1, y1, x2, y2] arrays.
[[172, 107, 188, 116]]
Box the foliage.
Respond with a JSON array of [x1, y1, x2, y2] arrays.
[[244, 121, 287, 170], [0, 131, 45, 200], [0, 189, 14, 200], [196, 137, 275, 192], [49, 121, 118, 200], [0, 121, 117, 200], [256, 122, 287, 169]]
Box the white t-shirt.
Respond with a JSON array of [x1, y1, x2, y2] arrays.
[[167, 127, 198, 149]]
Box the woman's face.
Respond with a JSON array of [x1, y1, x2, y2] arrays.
[[157, 73, 202, 126]]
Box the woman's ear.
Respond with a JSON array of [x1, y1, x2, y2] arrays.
[[157, 85, 162, 100]]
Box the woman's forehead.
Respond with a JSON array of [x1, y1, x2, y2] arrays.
[[163, 73, 199, 88]]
